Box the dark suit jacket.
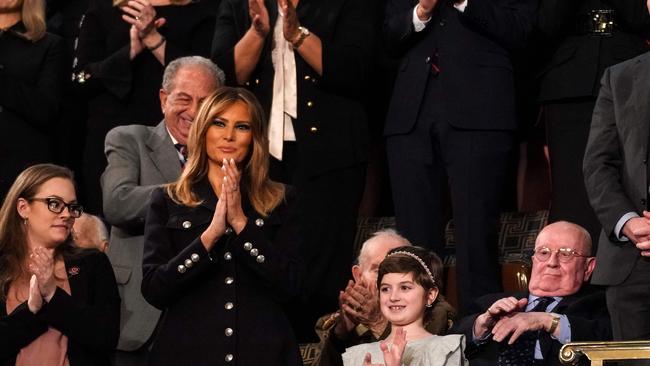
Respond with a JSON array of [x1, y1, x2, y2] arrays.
[[383, 0, 537, 135], [0, 22, 64, 199], [141, 182, 303, 365], [537, 0, 650, 102], [583, 52, 650, 286], [101, 121, 180, 350], [211, 0, 371, 177], [452, 287, 611, 366], [0, 249, 120, 366]]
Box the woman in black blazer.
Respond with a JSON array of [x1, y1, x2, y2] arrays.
[[211, 0, 373, 340], [0, 0, 65, 199], [0, 164, 120, 366], [141, 87, 303, 365]]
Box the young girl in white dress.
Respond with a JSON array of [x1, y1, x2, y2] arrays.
[[342, 246, 467, 366]]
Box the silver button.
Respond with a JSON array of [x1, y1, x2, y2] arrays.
[[225, 328, 233, 337], [256, 255, 265, 263], [426, 56, 431, 63], [225, 277, 234, 285], [250, 248, 259, 256], [255, 218, 264, 227], [225, 227, 233, 235], [191, 253, 200, 262], [184, 259, 193, 268], [182, 221, 192, 229], [177, 264, 186, 273], [225, 354, 233, 362], [244, 242, 253, 251], [225, 302, 234, 310], [224, 252, 232, 261]]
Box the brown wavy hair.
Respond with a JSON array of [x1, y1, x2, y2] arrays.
[[166, 87, 285, 216], [16, 0, 46, 41], [0, 164, 77, 300]]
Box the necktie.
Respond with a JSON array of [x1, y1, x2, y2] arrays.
[[175, 143, 188, 168], [496, 297, 553, 366]]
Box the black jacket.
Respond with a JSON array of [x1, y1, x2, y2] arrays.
[[537, 0, 650, 101], [211, 0, 371, 177], [0, 22, 64, 198], [383, 0, 537, 135], [0, 250, 120, 366], [141, 182, 303, 365], [452, 286, 611, 366]]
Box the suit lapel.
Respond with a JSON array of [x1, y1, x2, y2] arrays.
[[146, 122, 181, 183]]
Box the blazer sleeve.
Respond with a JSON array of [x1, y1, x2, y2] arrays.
[[0, 303, 48, 361], [583, 67, 638, 237], [319, 0, 373, 94], [40, 252, 121, 351], [459, 0, 538, 50], [101, 127, 159, 230], [141, 188, 219, 309], [227, 193, 303, 302], [0, 34, 64, 133], [211, 0, 253, 86], [383, 0, 427, 57], [73, 0, 133, 99]]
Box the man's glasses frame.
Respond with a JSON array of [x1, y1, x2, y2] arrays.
[[532, 246, 590, 262], [30, 197, 84, 218]]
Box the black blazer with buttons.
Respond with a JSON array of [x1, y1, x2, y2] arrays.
[[0, 249, 120, 366], [0, 22, 64, 198], [211, 0, 372, 177], [383, 0, 537, 135], [452, 286, 611, 366], [141, 181, 303, 366]]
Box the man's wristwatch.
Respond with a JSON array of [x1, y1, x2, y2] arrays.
[[292, 26, 310, 49], [548, 313, 561, 334]]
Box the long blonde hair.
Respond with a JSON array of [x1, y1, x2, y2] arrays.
[[166, 87, 285, 216], [0, 164, 76, 300], [20, 0, 46, 41]]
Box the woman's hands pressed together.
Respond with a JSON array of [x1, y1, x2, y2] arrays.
[[121, 0, 167, 60], [27, 246, 57, 313], [201, 159, 247, 251]]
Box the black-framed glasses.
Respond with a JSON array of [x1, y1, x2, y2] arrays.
[[30, 197, 84, 218], [533, 246, 589, 263]]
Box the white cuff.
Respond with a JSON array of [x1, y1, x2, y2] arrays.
[[454, 0, 468, 12], [412, 4, 431, 32], [614, 212, 640, 241]]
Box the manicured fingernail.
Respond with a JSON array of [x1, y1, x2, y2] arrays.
[[230, 158, 234, 165]]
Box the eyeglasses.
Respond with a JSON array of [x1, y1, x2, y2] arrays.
[[533, 246, 589, 263], [30, 197, 84, 218]]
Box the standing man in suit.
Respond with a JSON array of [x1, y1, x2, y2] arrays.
[[101, 55, 224, 365], [383, 0, 537, 315], [454, 221, 611, 366], [584, 12, 650, 359], [537, 0, 650, 242]]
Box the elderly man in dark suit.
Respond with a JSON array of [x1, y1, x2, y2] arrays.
[[454, 221, 611, 366], [101, 55, 223, 364], [383, 0, 537, 315], [583, 13, 650, 360]]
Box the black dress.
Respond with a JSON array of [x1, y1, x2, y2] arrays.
[[211, 0, 372, 340], [0, 23, 64, 199], [72, 0, 219, 214], [141, 181, 303, 366]]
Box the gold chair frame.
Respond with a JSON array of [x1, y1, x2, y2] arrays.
[[560, 340, 650, 365]]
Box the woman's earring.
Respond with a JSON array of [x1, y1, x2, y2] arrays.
[[425, 302, 433, 308]]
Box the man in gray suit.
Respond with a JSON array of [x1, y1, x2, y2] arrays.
[[101, 56, 224, 363], [583, 2, 650, 357]]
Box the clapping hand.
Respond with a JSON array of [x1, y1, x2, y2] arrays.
[[28, 246, 56, 302], [249, 0, 270, 37], [27, 275, 43, 314], [380, 327, 407, 366], [222, 159, 247, 233], [278, 0, 300, 43], [416, 0, 438, 20], [474, 296, 527, 338], [121, 0, 165, 39]]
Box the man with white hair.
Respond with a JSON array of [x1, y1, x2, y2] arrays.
[[101, 56, 224, 364], [455, 221, 611, 366], [314, 229, 455, 366]]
